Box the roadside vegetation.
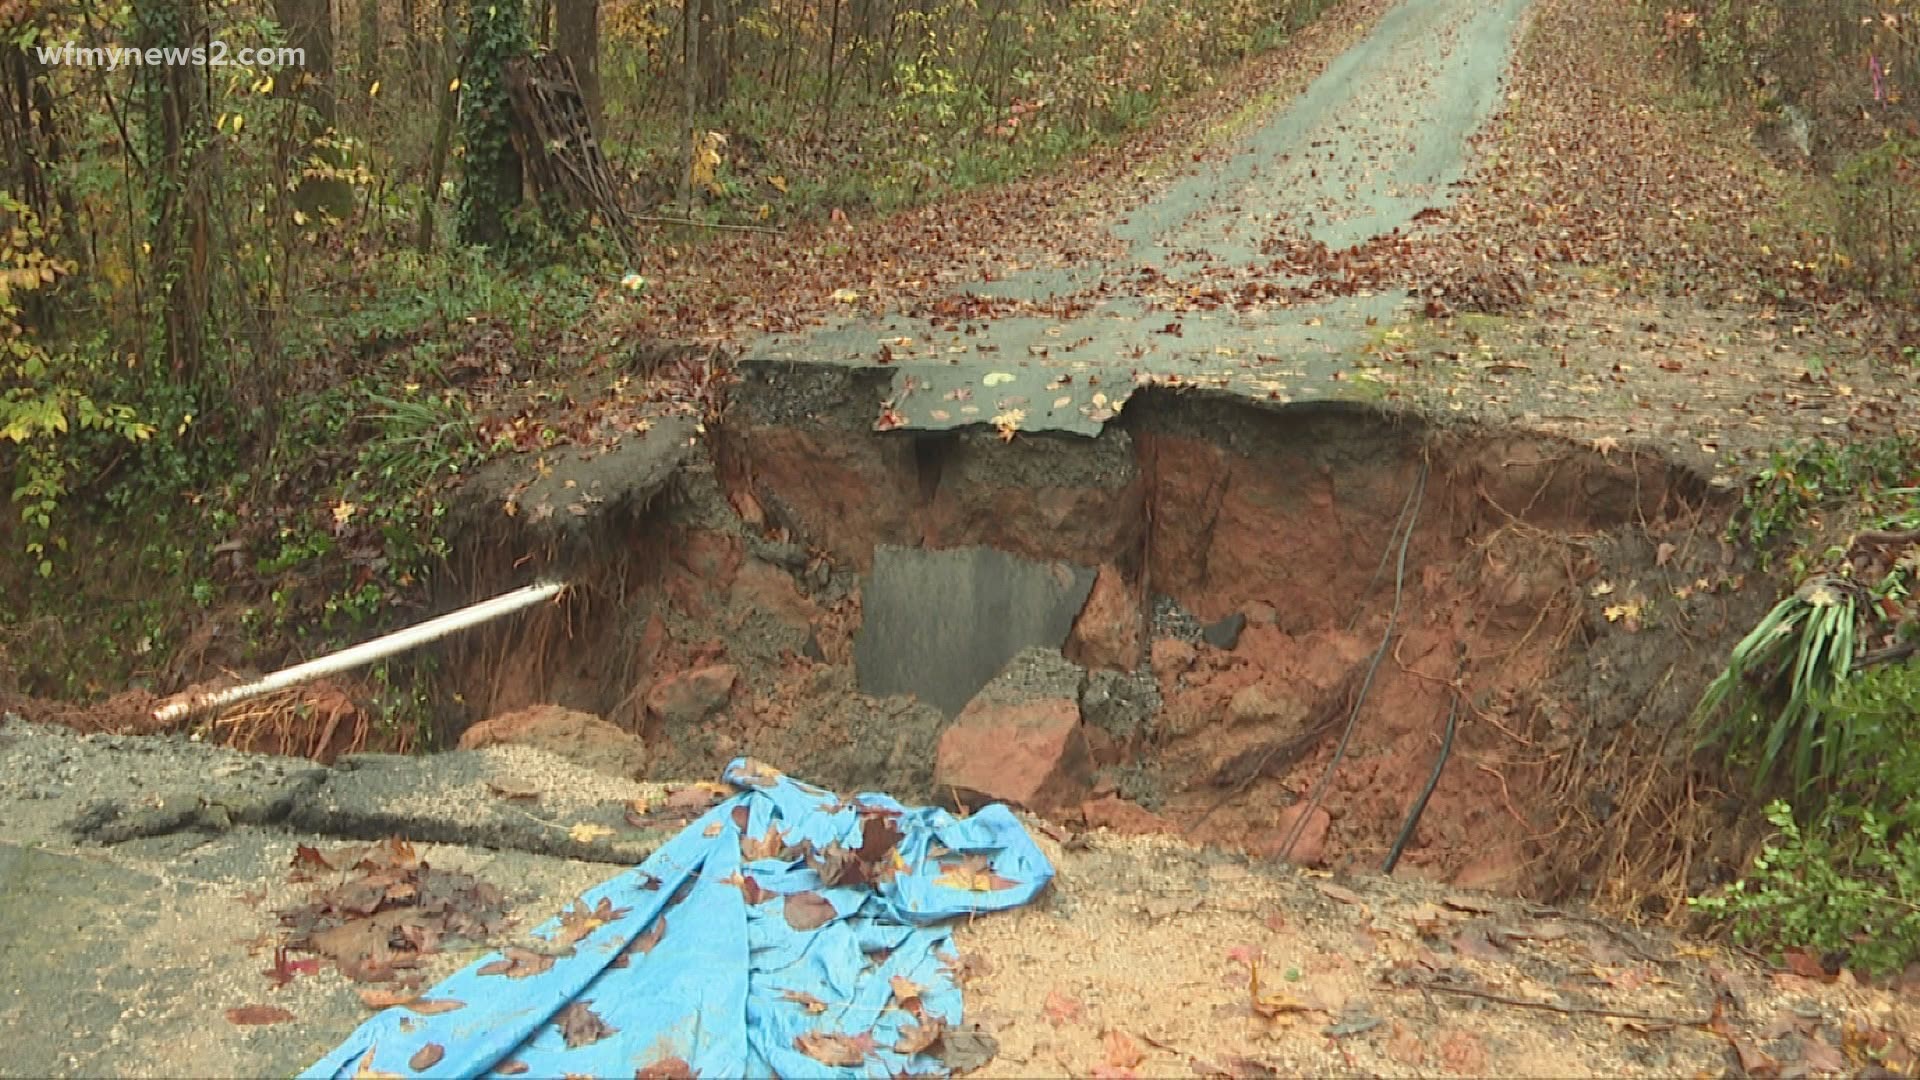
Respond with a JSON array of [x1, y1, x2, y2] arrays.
[[0, 0, 1335, 697], [1630, 0, 1920, 975]]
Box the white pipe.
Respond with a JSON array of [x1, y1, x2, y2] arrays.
[[151, 580, 569, 726]]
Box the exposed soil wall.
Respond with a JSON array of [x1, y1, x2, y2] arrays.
[[416, 359, 1771, 913]]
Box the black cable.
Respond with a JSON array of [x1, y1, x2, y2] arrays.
[[1383, 690, 1458, 875], [1275, 454, 1429, 860]]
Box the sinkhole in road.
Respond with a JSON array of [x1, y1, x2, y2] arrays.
[[443, 360, 1766, 912]]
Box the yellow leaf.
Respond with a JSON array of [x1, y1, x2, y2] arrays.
[[568, 823, 614, 844], [982, 372, 1014, 387], [1249, 964, 1310, 1019], [768, 174, 788, 193], [1053, 396, 1071, 409], [332, 500, 357, 526], [756, 203, 771, 221], [369, 80, 381, 98], [992, 409, 1026, 442], [232, 113, 244, 134]]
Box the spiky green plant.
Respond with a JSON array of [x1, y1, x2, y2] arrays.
[[1694, 576, 1859, 795]]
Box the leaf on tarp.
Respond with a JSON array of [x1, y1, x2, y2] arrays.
[[357, 988, 420, 1010], [934, 853, 1019, 892], [781, 989, 830, 1014], [494, 1062, 529, 1076], [740, 824, 791, 861], [477, 948, 555, 979], [856, 811, 905, 866], [808, 842, 865, 887], [731, 805, 751, 830], [556, 896, 631, 947], [625, 914, 668, 959], [485, 780, 540, 801], [407, 1043, 444, 1071], [890, 975, 925, 1013], [784, 890, 838, 931], [403, 999, 464, 1015], [351, 1049, 404, 1079], [936, 1027, 999, 1072], [555, 1001, 617, 1048], [635, 1056, 700, 1079], [795, 1030, 877, 1067], [895, 1015, 946, 1055], [292, 844, 334, 870], [722, 871, 774, 905], [225, 1004, 295, 1025]]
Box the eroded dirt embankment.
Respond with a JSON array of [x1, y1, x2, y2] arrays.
[[419, 360, 1773, 916]]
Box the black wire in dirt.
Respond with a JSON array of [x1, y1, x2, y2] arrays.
[[1382, 690, 1458, 875], [1276, 455, 1430, 860]]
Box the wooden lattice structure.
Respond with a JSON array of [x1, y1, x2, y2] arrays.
[[504, 52, 635, 258]]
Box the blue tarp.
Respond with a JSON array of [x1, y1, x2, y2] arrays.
[[302, 758, 1052, 1079]]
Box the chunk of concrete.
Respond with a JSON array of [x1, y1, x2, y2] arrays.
[[854, 545, 1095, 717]]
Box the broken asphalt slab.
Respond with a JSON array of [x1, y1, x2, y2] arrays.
[[0, 715, 676, 1077], [742, 0, 1531, 438]]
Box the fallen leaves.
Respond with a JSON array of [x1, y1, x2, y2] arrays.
[[407, 1044, 445, 1071], [554, 1001, 617, 1049], [1103, 1029, 1146, 1070], [781, 989, 830, 1014], [794, 1030, 877, 1067], [1043, 989, 1083, 1026], [567, 822, 614, 844], [635, 1057, 699, 1079], [991, 409, 1026, 441], [933, 853, 1019, 892], [224, 1004, 295, 1026], [477, 948, 557, 979], [554, 896, 631, 949], [782, 890, 839, 931], [895, 1016, 946, 1055]]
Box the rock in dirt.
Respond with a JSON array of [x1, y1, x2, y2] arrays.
[[1228, 684, 1307, 731], [1150, 639, 1198, 682], [1254, 803, 1332, 866], [1079, 795, 1173, 835], [1065, 564, 1143, 672], [645, 665, 738, 726], [934, 696, 1091, 814], [1080, 668, 1162, 748], [1201, 612, 1248, 650], [728, 560, 820, 632], [457, 705, 648, 779]]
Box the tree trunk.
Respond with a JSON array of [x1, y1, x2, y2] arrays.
[[270, 0, 353, 217], [134, 0, 211, 379], [679, 0, 700, 214], [358, 0, 382, 88], [0, 38, 65, 332], [418, 0, 472, 252], [554, 0, 600, 128], [457, 0, 530, 248]]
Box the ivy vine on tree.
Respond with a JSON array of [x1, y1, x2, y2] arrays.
[[457, 0, 532, 248]]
